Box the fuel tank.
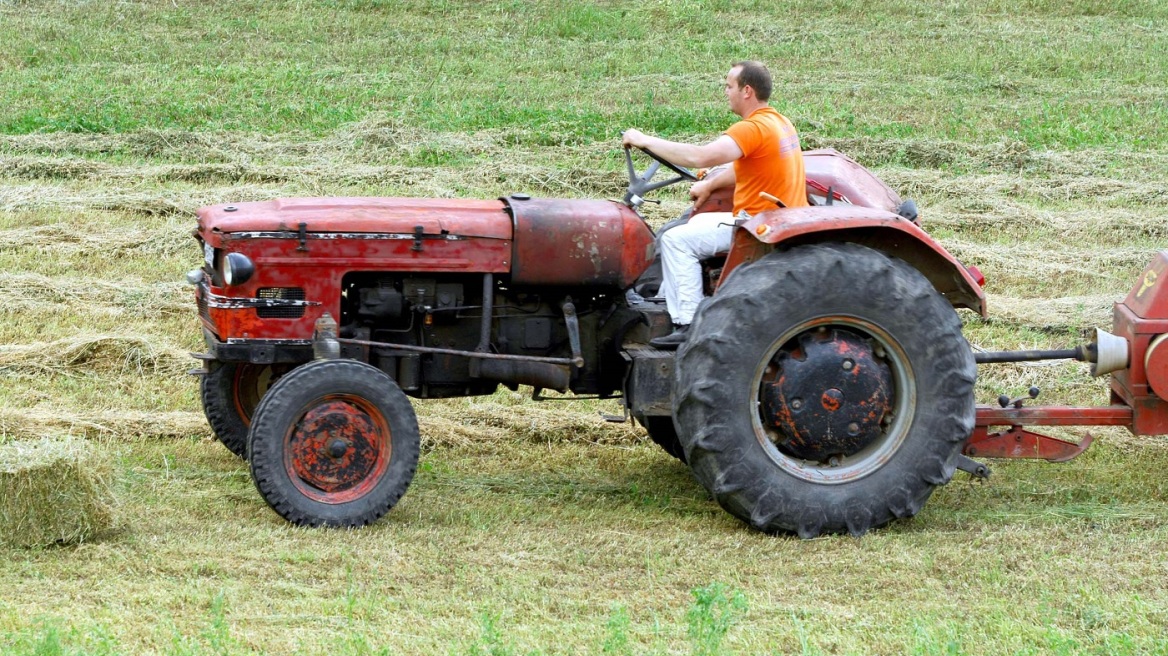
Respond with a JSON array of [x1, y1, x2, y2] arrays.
[[506, 196, 656, 287]]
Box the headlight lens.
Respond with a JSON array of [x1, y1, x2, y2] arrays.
[[223, 252, 255, 286]]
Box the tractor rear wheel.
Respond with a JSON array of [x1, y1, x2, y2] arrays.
[[640, 416, 687, 463], [247, 359, 420, 527], [674, 243, 976, 537], [201, 362, 291, 459]]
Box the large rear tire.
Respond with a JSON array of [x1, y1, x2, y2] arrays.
[[247, 359, 420, 527], [201, 362, 291, 459], [674, 243, 976, 537], [639, 416, 687, 463]]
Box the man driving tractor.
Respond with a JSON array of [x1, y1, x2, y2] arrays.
[[622, 60, 808, 349]]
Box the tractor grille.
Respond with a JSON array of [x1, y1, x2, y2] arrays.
[[256, 287, 306, 319], [197, 287, 212, 324]]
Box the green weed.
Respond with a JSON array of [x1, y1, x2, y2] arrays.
[[686, 582, 747, 656]]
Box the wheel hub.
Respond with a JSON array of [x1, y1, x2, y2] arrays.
[[761, 327, 893, 462], [288, 400, 383, 494]]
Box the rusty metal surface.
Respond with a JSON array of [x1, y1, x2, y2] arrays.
[[286, 396, 391, 503], [975, 404, 1133, 426], [196, 226, 511, 340], [198, 197, 511, 239], [726, 206, 986, 315], [762, 328, 893, 462], [508, 198, 655, 287], [964, 426, 1094, 462]]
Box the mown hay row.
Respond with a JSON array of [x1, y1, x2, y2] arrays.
[[7, 124, 1168, 183], [0, 272, 188, 315], [884, 169, 1168, 208], [0, 408, 207, 442], [804, 135, 1168, 181], [983, 294, 1119, 333], [415, 397, 643, 452], [0, 334, 191, 378], [0, 436, 116, 548], [925, 208, 1168, 247], [0, 211, 197, 258], [0, 153, 621, 207], [942, 239, 1154, 297], [970, 357, 1111, 408]]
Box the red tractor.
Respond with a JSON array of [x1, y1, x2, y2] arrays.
[[190, 146, 1166, 537]]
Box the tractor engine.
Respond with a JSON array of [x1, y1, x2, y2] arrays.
[[338, 271, 635, 398]]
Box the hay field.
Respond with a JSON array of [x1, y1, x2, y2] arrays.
[[1, 0, 1167, 654]]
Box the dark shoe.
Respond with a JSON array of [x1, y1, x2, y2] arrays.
[[650, 324, 690, 350]]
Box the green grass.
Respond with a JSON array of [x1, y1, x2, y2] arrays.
[[2, 0, 1168, 653], [1, 1, 1165, 148]]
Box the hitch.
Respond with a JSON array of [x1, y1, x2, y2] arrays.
[[953, 453, 990, 480], [967, 388, 1109, 462]]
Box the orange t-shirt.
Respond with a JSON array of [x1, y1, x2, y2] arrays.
[[724, 107, 808, 215]]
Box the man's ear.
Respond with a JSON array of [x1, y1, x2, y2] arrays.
[[741, 84, 755, 100]]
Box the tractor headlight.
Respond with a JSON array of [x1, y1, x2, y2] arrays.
[[223, 252, 255, 286]]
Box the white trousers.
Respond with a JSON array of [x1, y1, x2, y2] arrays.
[[658, 212, 735, 326]]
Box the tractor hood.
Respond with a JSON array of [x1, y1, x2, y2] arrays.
[[197, 197, 512, 240]]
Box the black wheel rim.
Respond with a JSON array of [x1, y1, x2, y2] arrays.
[[752, 316, 916, 484]]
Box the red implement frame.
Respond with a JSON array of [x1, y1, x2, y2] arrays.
[[967, 405, 1133, 462]]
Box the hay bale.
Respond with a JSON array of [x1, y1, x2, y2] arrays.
[[0, 437, 116, 548]]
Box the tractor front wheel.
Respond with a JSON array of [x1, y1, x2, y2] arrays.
[[201, 362, 291, 459], [247, 359, 420, 527], [674, 243, 976, 537]]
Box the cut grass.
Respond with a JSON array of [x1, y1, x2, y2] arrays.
[[2, 0, 1168, 652]]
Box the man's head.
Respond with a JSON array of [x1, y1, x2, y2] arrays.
[[725, 60, 772, 117]]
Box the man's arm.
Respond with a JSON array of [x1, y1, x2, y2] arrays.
[[622, 130, 743, 169], [689, 166, 735, 209]]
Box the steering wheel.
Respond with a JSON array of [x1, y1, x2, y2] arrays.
[[622, 145, 698, 210]]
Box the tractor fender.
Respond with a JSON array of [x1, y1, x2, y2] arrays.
[[723, 205, 986, 315]]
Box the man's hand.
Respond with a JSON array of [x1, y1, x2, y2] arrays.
[[621, 129, 647, 150], [689, 179, 713, 209]]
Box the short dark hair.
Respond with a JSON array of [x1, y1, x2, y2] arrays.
[[731, 60, 772, 101]]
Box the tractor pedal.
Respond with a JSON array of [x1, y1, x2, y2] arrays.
[[600, 413, 627, 423], [954, 454, 991, 480]]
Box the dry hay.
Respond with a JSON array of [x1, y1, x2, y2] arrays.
[[941, 238, 1153, 298], [803, 134, 1168, 182], [0, 219, 179, 257], [415, 391, 643, 451], [0, 272, 188, 315], [985, 294, 1119, 333], [0, 408, 206, 442], [0, 436, 116, 548], [0, 334, 191, 378], [884, 169, 1168, 210], [972, 357, 1110, 408]]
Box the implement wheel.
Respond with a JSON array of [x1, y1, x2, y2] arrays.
[[201, 362, 291, 459], [674, 243, 975, 537], [247, 359, 420, 527]]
